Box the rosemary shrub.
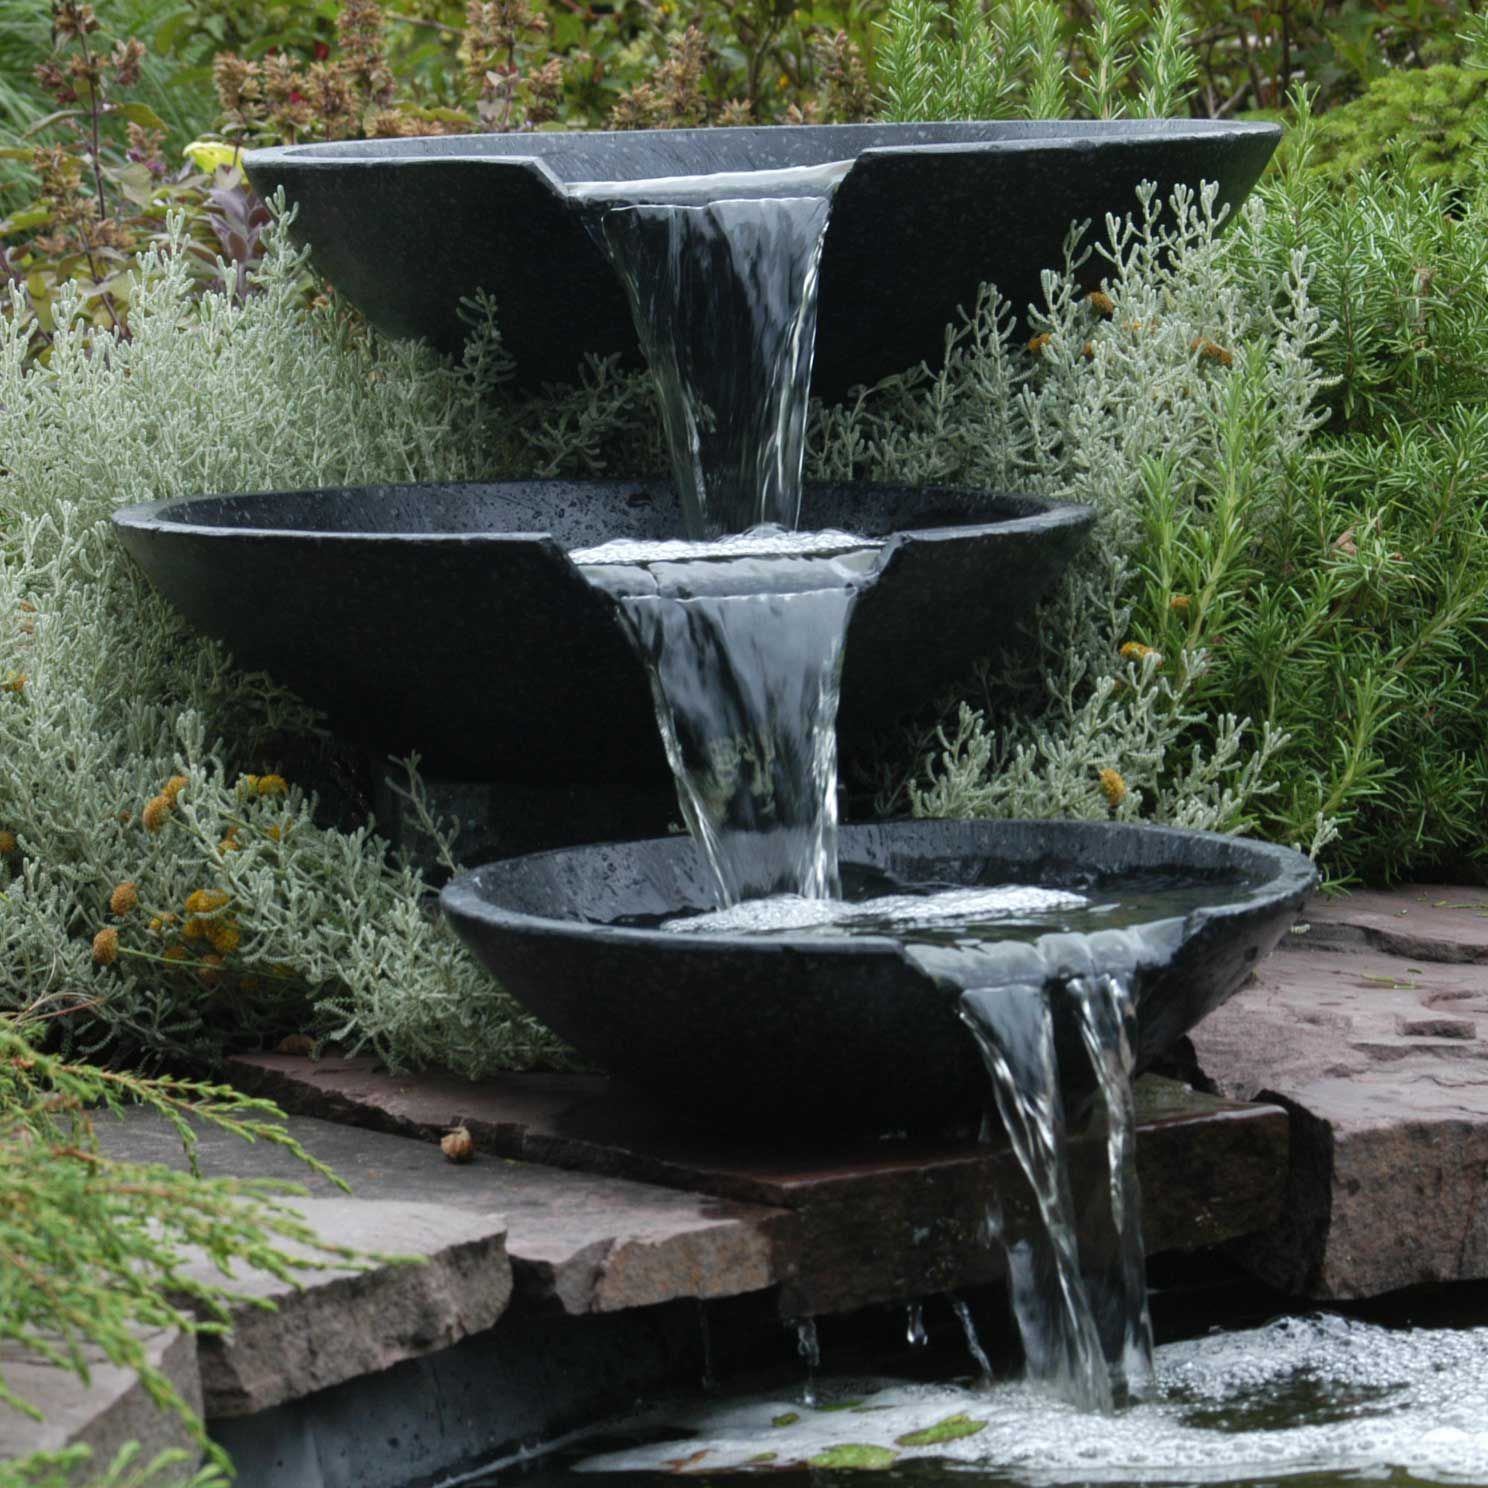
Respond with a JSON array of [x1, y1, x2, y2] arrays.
[[876, 0, 1198, 122]]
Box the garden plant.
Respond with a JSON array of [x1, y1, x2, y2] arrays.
[[2, 0, 1488, 1480]]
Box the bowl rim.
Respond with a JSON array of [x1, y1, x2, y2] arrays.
[[440, 817, 1317, 956], [245, 118, 1284, 176], [109, 480, 1096, 549]]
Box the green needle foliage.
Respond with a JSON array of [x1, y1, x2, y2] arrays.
[[1, 1445, 227, 1488], [877, 0, 1196, 121], [0, 1012, 367, 1480]]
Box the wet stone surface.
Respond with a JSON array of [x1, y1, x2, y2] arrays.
[[228, 1057, 1288, 1318], [1191, 884, 1488, 1298], [96, 1107, 786, 1424]]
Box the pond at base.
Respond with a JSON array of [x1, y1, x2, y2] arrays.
[[460, 1310, 1488, 1488]]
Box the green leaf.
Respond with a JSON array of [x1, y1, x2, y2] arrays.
[[807, 1445, 899, 1469], [112, 102, 169, 134], [895, 1413, 988, 1446], [21, 109, 83, 139], [0, 207, 50, 236]]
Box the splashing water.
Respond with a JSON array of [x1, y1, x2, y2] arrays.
[[950, 1295, 995, 1383], [796, 1319, 822, 1406], [571, 1313, 1488, 1483], [574, 163, 849, 538]]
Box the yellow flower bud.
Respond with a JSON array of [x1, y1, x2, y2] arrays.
[[184, 888, 230, 915], [1098, 768, 1127, 808]]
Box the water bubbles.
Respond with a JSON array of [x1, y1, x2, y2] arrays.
[[570, 526, 876, 567], [661, 884, 1088, 936], [573, 1314, 1488, 1482]]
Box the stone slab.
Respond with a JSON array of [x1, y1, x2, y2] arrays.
[[1191, 884, 1488, 1299], [175, 1196, 511, 1418], [97, 1111, 787, 1329], [0, 1330, 201, 1483], [1299, 884, 1488, 962], [230, 1055, 1289, 1317], [212, 1296, 735, 1488]]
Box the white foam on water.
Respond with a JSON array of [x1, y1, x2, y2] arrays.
[[660, 884, 1088, 935], [572, 1315, 1488, 1483], [571, 527, 877, 567], [567, 160, 854, 206]]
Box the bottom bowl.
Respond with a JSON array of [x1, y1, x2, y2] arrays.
[[441, 819, 1315, 1135]]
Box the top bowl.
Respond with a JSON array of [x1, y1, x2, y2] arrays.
[[245, 119, 1280, 399]]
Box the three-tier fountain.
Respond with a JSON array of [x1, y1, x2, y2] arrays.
[[113, 117, 1313, 1412]]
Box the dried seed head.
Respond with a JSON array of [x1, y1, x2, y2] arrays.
[[141, 795, 173, 832], [109, 881, 139, 916], [0, 830, 16, 856], [92, 926, 120, 965], [1191, 336, 1234, 368], [441, 1125, 476, 1164], [1087, 290, 1115, 317], [163, 774, 189, 802], [207, 920, 241, 955], [1027, 331, 1053, 355]]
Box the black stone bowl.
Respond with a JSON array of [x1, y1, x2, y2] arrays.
[[441, 820, 1315, 1135], [244, 120, 1280, 401], [111, 480, 1091, 785]]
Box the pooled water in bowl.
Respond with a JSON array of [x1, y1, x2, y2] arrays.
[[644, 866, 1246, 943]]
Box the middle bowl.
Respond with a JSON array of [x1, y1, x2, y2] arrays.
[[112, 479, 1092, 789]]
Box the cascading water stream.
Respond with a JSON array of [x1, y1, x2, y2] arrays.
[[572, 163, 848, 538], [574, 535, 879, 904], [570, 164, 862, 907], [565, 154, 1171, 1414], [910, 927, 1178, 1409]]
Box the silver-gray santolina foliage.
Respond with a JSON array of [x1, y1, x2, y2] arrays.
[[0, 189, 1327, 1075]]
